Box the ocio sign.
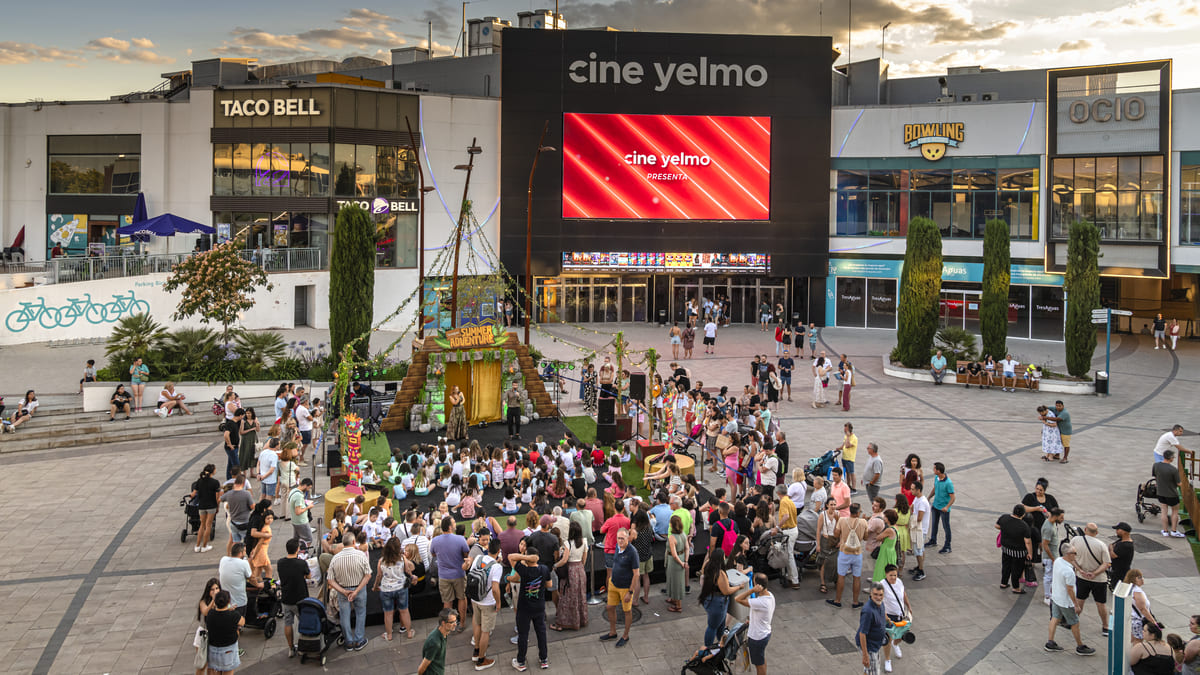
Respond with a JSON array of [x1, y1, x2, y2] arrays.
[[1067, 96, 1146, 124]]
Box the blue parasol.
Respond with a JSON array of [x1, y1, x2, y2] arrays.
[[117, 212, 216, 237]]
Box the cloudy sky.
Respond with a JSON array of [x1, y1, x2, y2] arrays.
[[3, 0, 1200, 101]]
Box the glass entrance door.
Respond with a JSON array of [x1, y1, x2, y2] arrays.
[[939, 290, 982, 332]]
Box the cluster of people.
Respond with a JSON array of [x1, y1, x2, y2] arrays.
[[930, 350, 1042, 392]]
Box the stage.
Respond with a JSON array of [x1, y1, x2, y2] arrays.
[[382, 416, 571, 451]]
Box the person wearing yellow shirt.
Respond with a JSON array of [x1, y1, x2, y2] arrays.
[[838, 423, 860, 493], [773, 484, 801, 588]]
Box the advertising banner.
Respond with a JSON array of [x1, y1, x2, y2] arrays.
[[47, 214, 88, 255]]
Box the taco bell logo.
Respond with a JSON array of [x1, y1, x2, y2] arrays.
[[372, 197, 390, 214]]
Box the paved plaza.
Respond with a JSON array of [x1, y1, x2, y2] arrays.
[[1, 324, 1197, 674]]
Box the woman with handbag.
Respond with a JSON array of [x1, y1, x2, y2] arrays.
[[205, 590, 245, 673], [193, 578, 221, 675], [881, 564, 914, 673], [816, 498, 840, 594]]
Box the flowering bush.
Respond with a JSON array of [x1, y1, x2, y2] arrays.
[[163, 241, 273, 343]]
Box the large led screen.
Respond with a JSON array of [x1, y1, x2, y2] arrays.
[[561, 112, 771, 220]]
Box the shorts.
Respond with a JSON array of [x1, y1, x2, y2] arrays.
[[836, 551, 863, 578], [780, 374, 791, 385], [1157, 494, 1180, 507], [1154, 329, 1165, 338], [760, 313, 772, 322], [1060, 434, 1071, 447], [199, 508, 217, 516], [670, 336, 682, 345], [300, 429, 312, 444], [746, 635, 770, 666], [230, 522, 248, 543], [703, 336, 715, 346], [1075, 578, 1108, 603], [382, 588, 410, 612], [262, 482, 277, 497], [438, 577, 467, 604], [281, 603, 298, 627], [1051, 602, 1079, 627], [1003, 371, 1015, 379], [639, 558, 654, 575], [207, 644, 241, 672], [607, 581, 633, 611], [910, 535, 925, 557], [841, 459, 855, 476], [604, 552, 615, 569], [472, 600, 497, 632]]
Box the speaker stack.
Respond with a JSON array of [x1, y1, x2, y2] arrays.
[[596, 397, 617, 444]]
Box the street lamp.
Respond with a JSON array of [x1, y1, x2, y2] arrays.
[[880, 22, 891, 61], [525, 121, 555, 345], [450, 142, 482, 330]]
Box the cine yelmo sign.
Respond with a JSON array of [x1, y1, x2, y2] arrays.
[[903, 122, 965, 161]]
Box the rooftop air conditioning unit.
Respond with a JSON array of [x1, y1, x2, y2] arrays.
[[981, 92, 999, 101], [960, 94, 975, 102], [935, 96, 955, 103]]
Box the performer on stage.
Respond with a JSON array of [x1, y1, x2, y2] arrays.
[[505, 381, 524, 439], [446, 385, 468, 440], [598, 356, 616, 398]]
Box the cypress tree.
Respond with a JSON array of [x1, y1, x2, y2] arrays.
[[329, 205, 375, 360], [1064, 220, 1100, 377], [980, 218, 1011, 359], [896, 216, 943, 368]]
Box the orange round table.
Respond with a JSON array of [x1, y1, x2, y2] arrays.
[[323, 485, 383, 525], [646, 454, 695, 482]]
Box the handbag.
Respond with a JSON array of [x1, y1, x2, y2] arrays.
[[193, 629, 208, 669], [715, 434, 733, 451]]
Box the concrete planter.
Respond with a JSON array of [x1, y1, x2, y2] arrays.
[[880, 356, 1096, 395]]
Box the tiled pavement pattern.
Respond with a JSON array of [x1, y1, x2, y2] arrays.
[[1, 325, 1197, 674]]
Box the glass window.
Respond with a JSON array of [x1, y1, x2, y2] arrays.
[[356, 144, 376, 197], [1030, 286, 1063, 341], [1117, 156, 1140, 191], [930, 191, 953, 236], [48, 154, 140, 194], [999, 169, 1036, 190], [866, 278, 897, 329], [376, 146, 399, 199], [213, 144, 232, 196], [869, 170, 902, 189], [310, 143, 331, 197], [1141, 192, 1163, 241], [1074, 157, 1095, 192], [868, 192, 898, 235], [971, 191, 997, 238], [1007, 286, 1031, 340], [1094, 191, 1116, 239], [394, 214, 417, 268], [837, 170, 869, 190], [309, 213, 329, 257], [911, 169, 951, 190], [232, 143, 251, 196], [1117, 191, 1139, 239], [950, 192, 971, 238], [1052, 158, 1074, 192], [1051, 191, 1072, 238], [836, 191, 867, 235], [1183, 186, 1200, 244], [270, 143, 291, 196], [334, 144, 356, 197], [1095, 157, 1117, 192], [251, 143, 271, 196], [835, 278, 866, 328], [1140, 155, 1163, 190]]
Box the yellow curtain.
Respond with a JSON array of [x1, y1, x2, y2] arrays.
[[470, 359, 503, 423], [444, 363, 473, 422]]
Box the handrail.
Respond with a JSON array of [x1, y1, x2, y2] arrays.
[[1180, 449, 1199, 537], [21, 248, 325, 285]]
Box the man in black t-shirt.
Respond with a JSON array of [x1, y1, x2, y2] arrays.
[[507, 538, 553, 670], [277, 538, 311, 657], [777, 351, 795, 401], [528, 516, 561, 572], [1108, 523, 1136, 591]]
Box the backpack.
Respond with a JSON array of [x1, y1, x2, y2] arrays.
[[466, 555, 497, 603], [713, 518, 738, 556], [842, 519, 864, 555]]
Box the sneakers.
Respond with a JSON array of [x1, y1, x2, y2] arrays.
[[1101, 628, 1110, 637], [511, 636, 520, 645], [1044, 641, 1064, 653], [1043, 597, 1051, 606], [154, 408, 167, 418], [201, 545, 213, 552], [938, 547, 952, 554], [194, 546, 201, 553], [893, 644, 902, 659], [1170, 531, 1187, 538], [1162, 530, 1171, 537], [884, 659, 893, 673], [616, 637, 629, 648], [353, 638, 367, 650], [475, 658, 496, 670], [539, 661, 549, 670], [1075, 645, 1096, 656], [512, 659, 527, 672], [288, 647, 296, 659], [912, 571, 926, 581]]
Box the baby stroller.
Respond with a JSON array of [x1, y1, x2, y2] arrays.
[[177, 494, 213, 544], [751, 531, 790, 580], [243, 579, 283, 639], [805, 449, 841, 484], [295, 597, 343, 665], [681, 622, 748, 675], [1136, 477, 1162, 523]]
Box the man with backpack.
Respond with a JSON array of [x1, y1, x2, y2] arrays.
[[827, 503, 867, 609], [467, 538, 504, 670], [710, 502, 739, 556]]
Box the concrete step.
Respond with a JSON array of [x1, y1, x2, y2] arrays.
[[0, 421, 215, 453]]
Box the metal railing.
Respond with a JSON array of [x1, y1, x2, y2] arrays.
[[11, 247, 325, 285]]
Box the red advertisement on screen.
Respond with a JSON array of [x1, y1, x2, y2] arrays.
[[561, 112, 771, 220]]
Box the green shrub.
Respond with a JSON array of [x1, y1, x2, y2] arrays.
[[980, 218, 1011, 359], [94, 365, 122, 382], [1065, 220, 1101, 377], [307, 363, 335, 382], [268, 357, 306, 380], [527, 344, 544, 364], [935, 326, 979, 363], [895, 216, 943, 368], [329, 205, 375, 360], [235, 330, 287, 371], [105, 313, 167, 369], [162, 327, 221, 376]]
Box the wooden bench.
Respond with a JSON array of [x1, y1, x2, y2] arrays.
[[953, 360, 1039, 390]]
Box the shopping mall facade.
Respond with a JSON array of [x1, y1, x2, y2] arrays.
[[1, 23, 1198, 345]]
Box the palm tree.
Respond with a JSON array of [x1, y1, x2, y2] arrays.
[[105, 313, 167, 367], [235, 330, 287, 371]]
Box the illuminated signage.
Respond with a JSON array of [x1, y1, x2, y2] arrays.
[[566, 54, 767, 92], [435, 324, 506, 349], [562, 113, 771, 220], [563, 251, 770, 273], [903, 122, 965, 161], [254, 150, 289, 188], [220, 98, 321, 117], [335, 198, 419, 214]]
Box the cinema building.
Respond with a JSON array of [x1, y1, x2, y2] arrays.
[[1, 18, 1198, 345]]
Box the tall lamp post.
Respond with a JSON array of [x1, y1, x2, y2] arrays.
[[404, 116, 436, 339], [880, 22, 891, 61], [525, 121, 555, 345], [450, 139, 482, 330]]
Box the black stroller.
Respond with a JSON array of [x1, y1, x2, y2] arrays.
[[805, 449, 841, 484], [295, 597, 343, 665], [178, 494, 213, 544], [1136, 477, 1162, 523], [243, 579, 284, 639], [681, 622, 749, 675]]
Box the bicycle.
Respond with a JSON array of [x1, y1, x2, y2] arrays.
[[5, 298, 61, 332], [58, 293, 106, 327], [102, 291, 151, 322]]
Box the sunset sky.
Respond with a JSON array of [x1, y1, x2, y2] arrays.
[[3, 0, 1199, 101]]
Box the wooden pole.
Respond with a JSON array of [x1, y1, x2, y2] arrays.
[[404, 116, 426, 339], [449, 137, 478, 329]]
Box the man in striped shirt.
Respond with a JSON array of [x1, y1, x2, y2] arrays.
[[328, 533, 372, 651]]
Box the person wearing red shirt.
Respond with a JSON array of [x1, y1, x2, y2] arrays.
[[600, 506, 631, 585]]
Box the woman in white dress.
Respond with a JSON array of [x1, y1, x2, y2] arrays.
[[1036, 405, 1063, 461]]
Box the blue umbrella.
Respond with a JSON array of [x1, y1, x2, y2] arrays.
[[117, 213, 216, 237], [126, 193, 151, 243]]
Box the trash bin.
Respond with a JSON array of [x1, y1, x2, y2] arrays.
[[657, 309, 667, 326], [1095, 371, 1109, 395], [725, 569, 749, 621]]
